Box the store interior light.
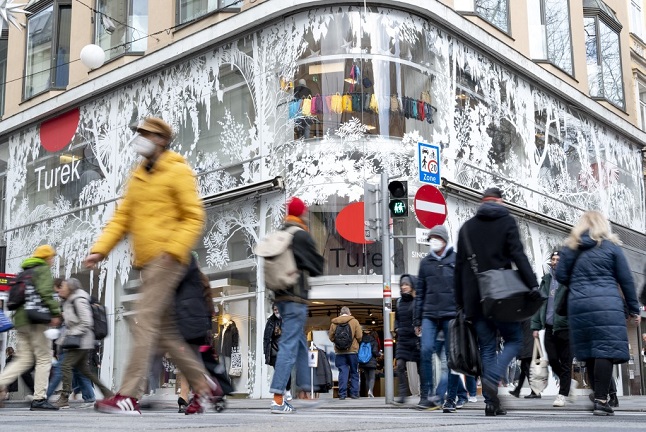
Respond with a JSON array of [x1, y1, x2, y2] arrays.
[[456, 93, 469, 100], [308, 62, 345, 74], [364, 124, 376, 131], [59, 154, 78, 164], [344, 78, 358, 84]]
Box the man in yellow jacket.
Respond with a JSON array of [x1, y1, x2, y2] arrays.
[[85, 117, 216, 415]]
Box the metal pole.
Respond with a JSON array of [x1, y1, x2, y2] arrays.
[[380, 171, 394, 403]]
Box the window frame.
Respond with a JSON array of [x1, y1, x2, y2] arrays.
[[175, 0, 241, 26], [94, 0, 148, 64], [630, 0, 644, 41], [536, 0, 574, 77], [474, 0, 511, 35], [22, 0, 72, 101], [0, 29, 7, 118], [638, 80, 646, 130], [583, 13, 625, 110]]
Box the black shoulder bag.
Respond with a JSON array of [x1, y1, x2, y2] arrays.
[[463, 228, 545, 322]]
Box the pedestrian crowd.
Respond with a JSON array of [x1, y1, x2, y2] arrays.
[[0, 117, 644, 420]]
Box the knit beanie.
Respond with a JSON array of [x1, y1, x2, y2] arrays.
[[33, 244, 56, 260], [287, 197, 307, 217], [428, 225, 449, 243], [400, 275, 413, 287]]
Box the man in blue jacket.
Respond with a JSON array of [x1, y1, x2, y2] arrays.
[[455, 188, 538, 417], [414, 224, 459, 411]]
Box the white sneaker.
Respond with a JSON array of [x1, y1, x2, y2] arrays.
[[553, 394, 566, 407], [285, 391, 293, 401], [468, 396, 477, 403], [568, 379, 578, 402], [368, 391, 374, 398]]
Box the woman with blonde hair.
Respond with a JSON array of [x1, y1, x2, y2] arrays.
[[555, 211, 640, 416]]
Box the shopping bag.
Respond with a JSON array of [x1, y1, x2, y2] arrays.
[[0, 309, 13, 333], [529, 339, 549, 394], [447, 312, 481, 377]]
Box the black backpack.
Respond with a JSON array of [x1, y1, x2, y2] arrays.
[[333, 322, 353, 351], [7, 269, 35, 311], [73, 298, 109, 340]]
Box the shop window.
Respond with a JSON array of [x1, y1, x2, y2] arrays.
[[95, 0, 148, 61], [583, 0, 625, 109], [456, 0, 510, 33], [527, 0, 573, 76], [631, 0, 644, 41], [177, 0, 240, 25], [24, 1, 71, 99], [638, 81, 646, 130], [0, 30, 7, 118]]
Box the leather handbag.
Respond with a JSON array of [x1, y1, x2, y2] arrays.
[[62, 334, 82, 349], [447, 311, 481, 377], [464, 229, 545, 322]]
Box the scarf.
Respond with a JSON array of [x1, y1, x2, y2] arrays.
[[285, 215, 308, 231]]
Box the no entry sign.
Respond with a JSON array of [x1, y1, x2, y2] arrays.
[[414, 185, 447, 228]]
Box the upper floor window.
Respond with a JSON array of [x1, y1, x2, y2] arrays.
[[177, 0, 240, 25], [96, 0, 148, 61], [631, 0, 644, 40], [24, 1, 71, 100], [638, 80, 646, 130], [528, 0, 573, 75], [0, 29, 7, 118]]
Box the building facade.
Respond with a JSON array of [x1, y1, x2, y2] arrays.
[[0, 0, 645, 398]]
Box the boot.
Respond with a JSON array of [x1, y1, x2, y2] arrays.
[[54, 393, 70, 409], [608, 393, 619, 408]]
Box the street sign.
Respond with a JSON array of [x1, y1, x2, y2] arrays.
[[415, 228, 432, 245], [418, 142, 441, 186], [414, 185, 447, 228]]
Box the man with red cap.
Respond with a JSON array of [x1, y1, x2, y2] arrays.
[[269, 197, 324, 414]]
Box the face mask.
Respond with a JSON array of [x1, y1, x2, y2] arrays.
[[274, 311, 280, 318], [131, 134, 157, 158], [429, 239, 445, 252]]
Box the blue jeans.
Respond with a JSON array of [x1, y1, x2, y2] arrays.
[[72, 368, 95, 401], [473, 319, 521, 405], [420, 318, 459, 402], [335, 353, 359, 398], [47, 351, 65, 399], [457, 375, 477, 401], [269, 302, 310, 395]]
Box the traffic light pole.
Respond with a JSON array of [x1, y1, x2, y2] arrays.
[[380, 171, 394, 404]]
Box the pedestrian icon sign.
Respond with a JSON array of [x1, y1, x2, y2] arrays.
[[418, 142, 441, 186]]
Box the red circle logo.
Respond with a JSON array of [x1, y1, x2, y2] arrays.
[[39, 108, 80, 152], [335, 202, 374, 245]]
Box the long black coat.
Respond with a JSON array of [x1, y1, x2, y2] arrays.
[[395, 285, 419, 362], [263, 314, 281, 366], [454, 203, 538, 320], [555, 233, 639, 363], [414, 247, 456, 325]]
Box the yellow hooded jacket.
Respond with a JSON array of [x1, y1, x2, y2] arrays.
[[91, 150, 205, 267]]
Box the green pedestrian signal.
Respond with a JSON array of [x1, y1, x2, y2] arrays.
[[388, 180, 408, 218]]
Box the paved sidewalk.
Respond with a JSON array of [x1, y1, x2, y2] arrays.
[[6, 393, 645, 412]]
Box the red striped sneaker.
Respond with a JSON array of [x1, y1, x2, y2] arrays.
[[94, 393, 141, 415]]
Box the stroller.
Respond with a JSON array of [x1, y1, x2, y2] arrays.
[[200, 345, 233, 412]]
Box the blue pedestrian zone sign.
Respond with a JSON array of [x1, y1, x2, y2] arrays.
[[418, 142, 441, 186]]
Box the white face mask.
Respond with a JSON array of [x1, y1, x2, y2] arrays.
[[131, 134, 157, 158], [429, 238, 445, 252]]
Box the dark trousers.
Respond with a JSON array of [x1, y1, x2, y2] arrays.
[[586, 358, 613, 401], [61, 349, 113, 398], [544, 327, 572, 396], [514, 358, 531, 391], [335, 353, 359, 398]]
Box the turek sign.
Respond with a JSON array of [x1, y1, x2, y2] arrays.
[[36, 108, 81, 192]]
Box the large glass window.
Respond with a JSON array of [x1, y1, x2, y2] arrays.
[[631, 0, 644, 41], [528, 0, 573, 75], [95, 0, 148, 61], [24, 1, 71, 99], [583, 1, 625, 109], [177, 0, 240, 25], [638, 81, 646, 130], [0, 31, 7, 118], [475, 0, 510, 33]]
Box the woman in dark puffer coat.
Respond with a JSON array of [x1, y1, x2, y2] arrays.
[[555, 211, 640, 417], [394, 274, 420, 404]]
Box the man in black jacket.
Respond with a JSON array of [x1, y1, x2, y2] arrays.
[[454, 188, 538, 417], [269, 198, 324, 414], [413, 224, 459, 412]]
